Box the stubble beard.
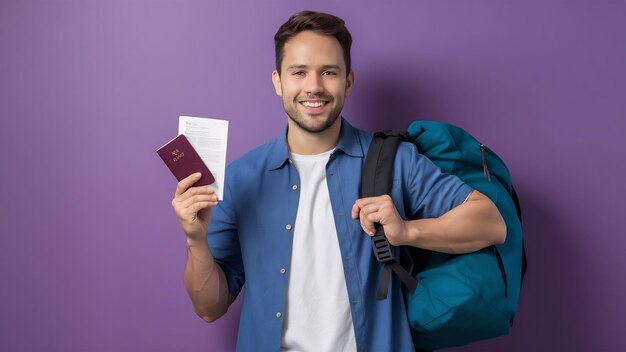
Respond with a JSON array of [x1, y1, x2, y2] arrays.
[[283, 96, 343, 134]]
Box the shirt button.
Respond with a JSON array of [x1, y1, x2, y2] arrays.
[[276, 312, 282, 318], [280, 268, 286, 274], [292, 184, 298, 191], [285, 224, 292, 231], [329, 170, 335, 176]]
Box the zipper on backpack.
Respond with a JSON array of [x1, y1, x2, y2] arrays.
[[480, 144, 492, 182]]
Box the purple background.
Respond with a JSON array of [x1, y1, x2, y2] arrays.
[[1, 1, 625, 351]]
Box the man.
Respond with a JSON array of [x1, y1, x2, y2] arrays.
[[172, 11, 506, 351]]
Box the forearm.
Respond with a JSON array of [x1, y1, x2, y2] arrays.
[[404, 191, 506, 254], [183, 237, 232, 322]]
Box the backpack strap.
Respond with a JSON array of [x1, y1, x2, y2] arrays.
[[361, 130, 418, 300]]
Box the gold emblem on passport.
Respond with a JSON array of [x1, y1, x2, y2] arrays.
[[172, 149, 185, 162]]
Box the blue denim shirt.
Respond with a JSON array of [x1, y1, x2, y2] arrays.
[[207, 118, 472, 351]]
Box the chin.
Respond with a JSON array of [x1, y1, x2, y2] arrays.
[[289, 114, 339, 133]]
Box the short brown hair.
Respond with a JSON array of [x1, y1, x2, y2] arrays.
[[274, 11, 352, 75]]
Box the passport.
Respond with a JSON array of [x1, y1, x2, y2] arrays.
[[157, 134, 215, 187]]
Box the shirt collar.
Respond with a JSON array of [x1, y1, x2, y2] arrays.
[[267, 117, 365, 171]]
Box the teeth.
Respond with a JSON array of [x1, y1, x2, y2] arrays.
[[302, 101, 324, 107]]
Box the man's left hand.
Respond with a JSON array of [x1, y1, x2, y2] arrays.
[[351, 195, 410, 246]]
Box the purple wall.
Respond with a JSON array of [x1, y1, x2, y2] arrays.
[[1, 1, 625, 351]]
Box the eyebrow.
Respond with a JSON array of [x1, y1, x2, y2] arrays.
[[286, 64, 342, 71]]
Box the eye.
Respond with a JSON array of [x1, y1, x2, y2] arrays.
[[292, 71, 305, 76], [322, 71, 337, 76]]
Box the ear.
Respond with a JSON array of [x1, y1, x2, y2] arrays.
[[345, 70, 355, 96], [272, 70, 282, 97]]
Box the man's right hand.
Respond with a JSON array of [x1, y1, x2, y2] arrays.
[[172, 172, 219, 241], [173, 173, 231, 322]]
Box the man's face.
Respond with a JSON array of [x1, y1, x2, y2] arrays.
[[272, 30, 354, 134]]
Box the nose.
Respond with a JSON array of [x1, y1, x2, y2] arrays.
[[304, 74, 324, 95]]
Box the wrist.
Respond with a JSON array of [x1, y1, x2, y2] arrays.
[[186, 236, 216, 266], [186, 235, 209, 251], [402, 219, 420, 246], [184, 223, 208, 243]]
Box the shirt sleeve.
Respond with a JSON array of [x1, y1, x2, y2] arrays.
[[206, 165, 245, 298], [398, 142, 473, 219]]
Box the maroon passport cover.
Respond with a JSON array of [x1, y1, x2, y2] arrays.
[[157, 134, 215, 186]]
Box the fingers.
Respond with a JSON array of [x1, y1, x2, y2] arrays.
[[173, 185, 215, 206], [178, 200, 215, 221], [170, 174, 220, 240], [175, 173, 204, 196], [353, 195, 392, 218], [361, 205, 383, 237], [173, 187, 217, 211], [174, 174, 216, 203], [360, 215, 377, 237], [352, 202, 370, 235], [354, 195, 387, 208], [353, 195, 393, 236], [173, 174, 218, 218], [351, 203, 361, 219], [178, 193, 218, 211]]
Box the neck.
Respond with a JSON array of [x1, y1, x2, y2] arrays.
[[287, 117, 342, 155]]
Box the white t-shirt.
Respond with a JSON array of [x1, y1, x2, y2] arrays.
[[280, 149, 357, 352]]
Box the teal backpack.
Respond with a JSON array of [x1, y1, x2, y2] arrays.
[[361, 120, 526, 350]]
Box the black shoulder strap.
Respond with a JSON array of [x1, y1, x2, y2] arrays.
[[361, 131, 417, 300], [361, 131, 402, 198]]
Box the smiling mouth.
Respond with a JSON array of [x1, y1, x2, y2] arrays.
[[299, 100, 329, 108]]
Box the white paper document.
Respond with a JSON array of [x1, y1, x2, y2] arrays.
[[178, 116, 229, 199]]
